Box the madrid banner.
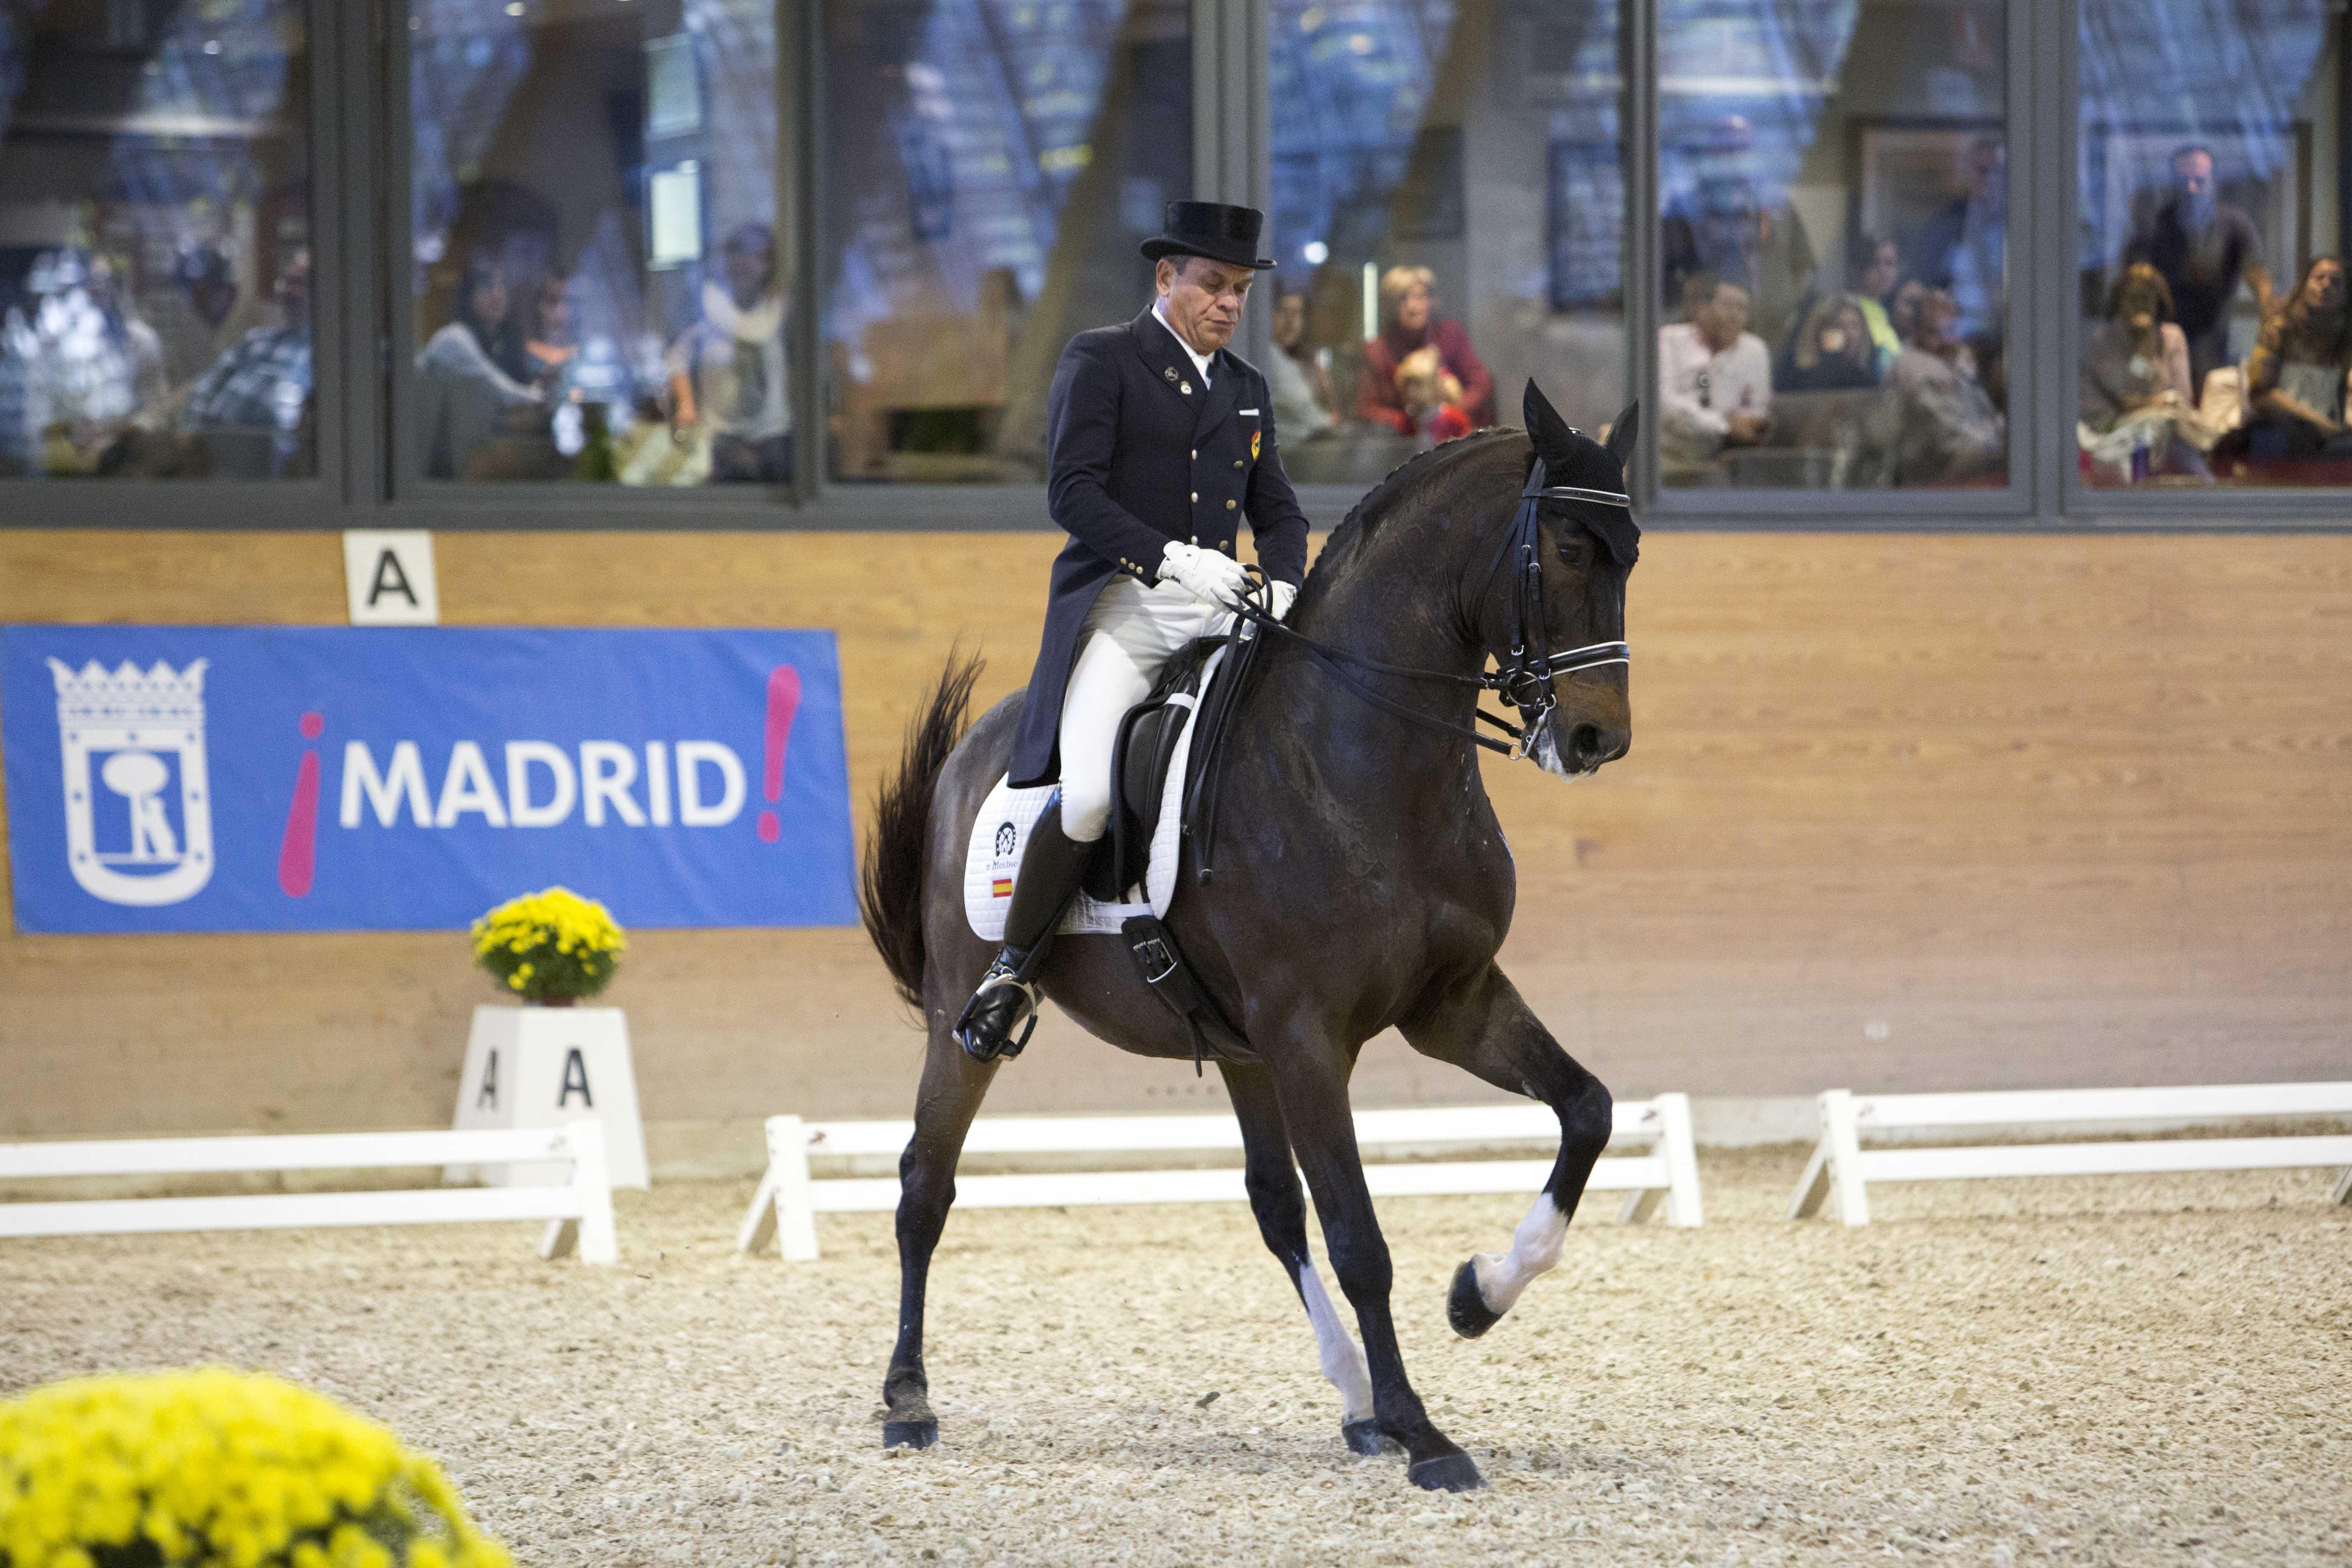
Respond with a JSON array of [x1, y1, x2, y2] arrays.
[[1, 627, 858, 934]]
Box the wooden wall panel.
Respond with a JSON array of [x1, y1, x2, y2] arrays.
[[3, 527, 2347, 1141]]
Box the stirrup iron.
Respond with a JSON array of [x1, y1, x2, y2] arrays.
[[953, 961, 1041, 1063]]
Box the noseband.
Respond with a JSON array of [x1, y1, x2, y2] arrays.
[[1227, 457, 1632, 761]]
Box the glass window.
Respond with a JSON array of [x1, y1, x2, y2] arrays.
[[823, 0, 1191, 483], [2078, 1, 2347, 490], [0, 0, 313, 480], [405, 0, 792, 486], [1657, 0, 2008, 492], [1267, 0, 1626, 486]]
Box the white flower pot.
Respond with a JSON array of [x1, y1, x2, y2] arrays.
[[447, 1004, 650, 1189]]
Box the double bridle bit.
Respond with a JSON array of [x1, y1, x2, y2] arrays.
[[1227, 457, 1631, 761]]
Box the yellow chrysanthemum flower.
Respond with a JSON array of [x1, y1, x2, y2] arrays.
[[0, 1369, 511, 1568], [468, 887, 625, 1005]]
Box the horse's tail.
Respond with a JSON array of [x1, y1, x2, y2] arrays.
[[860, 650, 985, 1012]]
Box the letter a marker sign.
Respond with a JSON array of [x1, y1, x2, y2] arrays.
[[344, 531, 440, 626]]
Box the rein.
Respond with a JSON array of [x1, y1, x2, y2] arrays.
[[1225, 458, 1631, 760], [1186, 458, 1630, 879]]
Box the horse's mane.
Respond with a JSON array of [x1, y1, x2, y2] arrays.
[[1300, 427, 1525, 600]]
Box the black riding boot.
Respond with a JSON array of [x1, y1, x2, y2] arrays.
[[953, 803, 1095, 1062]]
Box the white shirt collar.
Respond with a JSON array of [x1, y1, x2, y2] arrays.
[[1151, 298, 1214, 386]]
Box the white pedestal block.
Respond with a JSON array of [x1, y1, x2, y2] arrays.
[[448, 1006, 649, 1189]]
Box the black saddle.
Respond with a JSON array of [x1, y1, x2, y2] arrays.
[[1094, 637, 1221, 900], [1082, 635, 1257, 1070]]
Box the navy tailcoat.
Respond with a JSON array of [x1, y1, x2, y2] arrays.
[[1007, 307, 1312, 788]]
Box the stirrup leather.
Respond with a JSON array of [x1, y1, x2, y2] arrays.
[[953, 961, 1041, 1062]]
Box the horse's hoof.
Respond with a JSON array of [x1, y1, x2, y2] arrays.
[[1447, 1259, 1502, 1339], [881, 1419, 937, 1450], [1407, 1451, 1487, 1492], [1342, 1418, 1402, 1457]]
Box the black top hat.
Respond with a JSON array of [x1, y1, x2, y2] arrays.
[[1140, 202, 1276, 270]]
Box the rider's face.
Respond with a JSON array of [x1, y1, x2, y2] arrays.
[[1158, 256, 1255, 354]]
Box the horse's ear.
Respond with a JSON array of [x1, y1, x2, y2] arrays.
[[1522, 379, 1576, 460], [1603, 401, 1640, 470]]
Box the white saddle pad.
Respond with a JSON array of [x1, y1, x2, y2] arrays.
[[964, 645, 1227, 939]]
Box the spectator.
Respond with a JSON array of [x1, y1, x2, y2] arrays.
[[521, 274, 576, 388], [1905, 136, 2007, 346], [150, 241, 271, 394], [1395, 344, 1472, 449], [3, 249, 167, 474], [1887, 279, 1975, 382], [521, 273, 635, 463], [1775, 293, 1880, 393], [1849, 234, 1904, 372], [415, 255, 543, 478], [2127, 144, 2274, 392], [664, 221, 791, 483], [1268, 286, 1337, 441], [2080, 262, 2194, 424], [2079, 262, 2213, 479], [419, 256, 534, 393], [180, 246, 315, 478], [1661, 116, 1818, 348], [1659, 275, 1772, 466], [2244, 255, 2352, 461], [1355, 265, 1493, 433], [1885, 285, 2004, 485]]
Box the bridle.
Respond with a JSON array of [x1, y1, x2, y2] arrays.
[[1186, 456, 1632, 880], [1225, 457, 1631, 761]]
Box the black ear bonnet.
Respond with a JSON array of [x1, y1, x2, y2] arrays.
[[1522, 380, 1640, 569]]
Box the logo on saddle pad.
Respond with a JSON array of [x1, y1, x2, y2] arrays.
[[47, 658, 215, 908], [990, 821, 1017, 898]]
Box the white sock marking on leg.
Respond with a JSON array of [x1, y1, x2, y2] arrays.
[[1469, 1191, 1567, 1317], [1296, 1259, 1374, 1422]]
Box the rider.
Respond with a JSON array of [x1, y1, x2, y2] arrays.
[[953, 202, 1312, 1063]]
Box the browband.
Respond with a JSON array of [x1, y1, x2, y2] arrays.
[[1536, 484, 1633, 508]]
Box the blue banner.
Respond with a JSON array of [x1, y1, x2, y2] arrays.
[[2, 627, 858, 934]]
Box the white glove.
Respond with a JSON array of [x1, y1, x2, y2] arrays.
[[1268, 581, 1298, 623], [1158, 540, 1252, 608]]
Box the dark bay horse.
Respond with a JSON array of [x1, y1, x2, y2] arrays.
[[858, 386, 1639, 1492]]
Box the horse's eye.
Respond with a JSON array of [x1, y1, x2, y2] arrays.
[[1555, 536, 1592, 566]]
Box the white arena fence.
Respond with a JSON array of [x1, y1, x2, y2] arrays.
[[738, 1095, 1704, 1261], [1787, 1082, 2352, 1226], [0, 1123, 618, 1264]]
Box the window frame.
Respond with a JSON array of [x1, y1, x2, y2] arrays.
[[0, 0, 349, 530], [2055, 0, 2352, 529], [374, 0, 809, 526], [1631, 0, 2043, 527], [8, 0, 2352, 532]]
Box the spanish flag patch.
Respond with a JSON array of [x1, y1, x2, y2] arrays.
[[991, 878, 1014, 898]]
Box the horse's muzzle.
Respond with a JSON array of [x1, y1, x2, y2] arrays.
[[1537, 716, 1630, 777]]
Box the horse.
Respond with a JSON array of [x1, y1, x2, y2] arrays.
[[857, 383, 1640, 1492]]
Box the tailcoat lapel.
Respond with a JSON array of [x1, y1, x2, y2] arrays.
[[1128, 308, 1198, 412]]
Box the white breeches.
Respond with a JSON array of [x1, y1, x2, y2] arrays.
[[1058, 574, 1234, 842]]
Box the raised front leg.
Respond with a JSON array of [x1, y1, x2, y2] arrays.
[[1216, 1061, 1390, 1457], [1266, 1044, 1484, 1492], [883, 1022, 999, 1449], [1400, 964, 1613, 1339]]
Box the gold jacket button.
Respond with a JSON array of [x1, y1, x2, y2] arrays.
[[1191, 449, 1198, 459], [1191, 492, 1198, 502], [1234, 459, 1244, 468], [1226, 498, 1237, 509]]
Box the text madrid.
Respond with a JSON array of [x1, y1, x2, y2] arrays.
[[337, 739, 750, 830]]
